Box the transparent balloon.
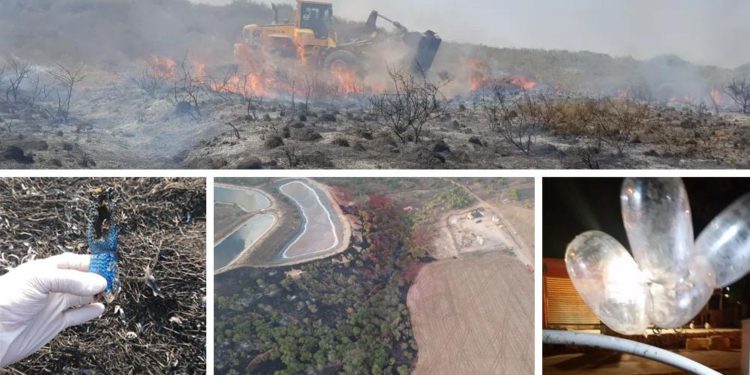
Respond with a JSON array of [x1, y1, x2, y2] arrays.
[[621, 178, 693, 284], [646, 256, 716, 328], [565, 231, 649, 335], [695, 193, 750, 287]]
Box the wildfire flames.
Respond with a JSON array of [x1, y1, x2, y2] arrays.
[[147, 56, 177, 80], [710, 88, 725, 105], [146, 49, 380, 99], [511, 76, 536, 90], [331, 66, 362, 95], [211, 73, 275, 97], [466, 58, 537, 92]]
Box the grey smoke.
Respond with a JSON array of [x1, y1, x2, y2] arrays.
[[192, 0, 750, 69]]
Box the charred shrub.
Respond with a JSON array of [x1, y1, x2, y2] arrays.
[[332, 137, 350, 147], [432, 139, 451, 153], [320, 113, 337, 122], [468, 136, 484, 146], [726, 77, 750, 114], [264, 135, 284, 150], [290, 127, 322, 142], [236, 156, 263, 169], [300, 151, 335, 168], [2, 146, 33, 164], [355, 128, 373, 140], [370, 68, 444, 144], [482, 88, 539, 155]]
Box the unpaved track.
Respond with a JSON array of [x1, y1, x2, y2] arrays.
[[408, 251, 534, 374]]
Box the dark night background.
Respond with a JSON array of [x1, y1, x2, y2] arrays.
[[543, 178, 750, 258], [543, 177, 750, 313]]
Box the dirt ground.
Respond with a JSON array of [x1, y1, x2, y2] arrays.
[[183, 98, 750, 170], [407, 251, 534, 374], [0, 178, 206, 374], [214, 202, 252, 242], [0, 70, 228, 169], [544, 350, 740, 374], [2, 66, 749, 170], [433, 179, 534, 266], [433, 205, 516, 259]]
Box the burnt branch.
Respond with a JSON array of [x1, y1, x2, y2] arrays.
[[225, 122, 241, 140], [282, 143, 300, 168], [482, 88, 538, 154], [4, 56, 30, 106], [726, 77, 750, 114], [370, 67, 443, 144], [132, 69, 163, 98], [48, 63, 86, 123]]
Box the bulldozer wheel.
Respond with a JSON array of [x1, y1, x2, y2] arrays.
[[323, 50, 360, 75]]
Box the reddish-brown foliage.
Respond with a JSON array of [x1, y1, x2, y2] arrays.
[[362, 194, 405, 268], [401, 262, 427, 283], [329, 185, 353, 205]]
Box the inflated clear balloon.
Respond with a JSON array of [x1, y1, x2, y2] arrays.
[[621, 178, 693, 284], [565, 231, 649, 335], [696, 193, 750, 287], [646, 256, 716, 328]]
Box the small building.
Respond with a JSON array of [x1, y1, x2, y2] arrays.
[[467, 209, 484, 221], [543, 258, 600, 330], [543, 258, 732, 330]]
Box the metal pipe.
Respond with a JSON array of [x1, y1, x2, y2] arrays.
[[543, 330, 722, 375]]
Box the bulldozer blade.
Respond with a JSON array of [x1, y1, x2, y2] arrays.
[[410, 30, 441, 75]]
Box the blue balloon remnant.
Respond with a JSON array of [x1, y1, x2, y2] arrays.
[[87, 200, 120, 294]]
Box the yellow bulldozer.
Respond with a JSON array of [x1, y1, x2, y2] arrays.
[[234, 0, 441, 76]]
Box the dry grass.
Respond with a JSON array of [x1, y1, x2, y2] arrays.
[[0, 178, 206, 374]]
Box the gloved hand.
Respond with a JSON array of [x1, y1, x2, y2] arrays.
[[0, 253, 107, 368]]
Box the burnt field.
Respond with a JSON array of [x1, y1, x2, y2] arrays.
[[0, 0, 748, 169], [0, 178, 206, 374]]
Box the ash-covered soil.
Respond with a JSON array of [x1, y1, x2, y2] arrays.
[[3, 66, 749, 170], [184, 97, 750, 169], [0, 178, 206, 374], [0, 69, 230, 169], [215, 202, 253, 242]]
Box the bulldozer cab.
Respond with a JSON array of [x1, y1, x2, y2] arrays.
[[296, 1, 333, 39]]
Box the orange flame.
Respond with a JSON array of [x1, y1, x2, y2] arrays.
[[465, 58, 536, 92], [511, 76, 536, 90], [710, 88, 724, 105], [210, 72, 274, 98], [297, 45, 308, 66], [331, 66, 362, 94], [466, 58, 488, 91], [193, 62, 207, 81], [147, 56, 176, 80]]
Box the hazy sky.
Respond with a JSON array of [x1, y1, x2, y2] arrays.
[[192, 0, 750, 68]]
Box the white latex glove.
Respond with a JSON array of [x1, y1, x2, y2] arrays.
[[0, 253, 107, 368]]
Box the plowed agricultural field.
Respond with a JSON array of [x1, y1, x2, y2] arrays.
[[407, 251, 534, 374], [279, 180, 341, 259]]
